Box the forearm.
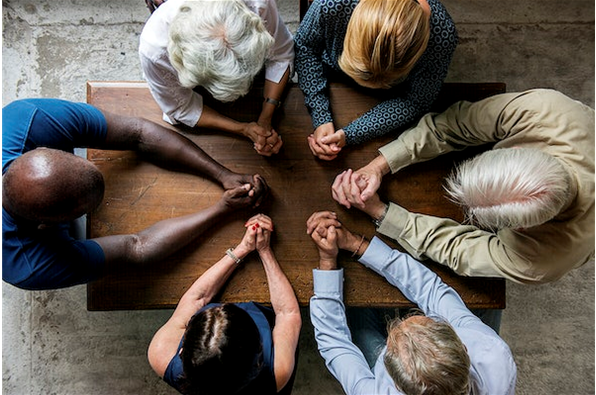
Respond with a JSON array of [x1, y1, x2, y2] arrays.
[[359, 237, 475, 324], [181, 244, 250, 309], [95, 201, 232, 265], [377, 203, 512, 279], [137, 121, 234, 184], [259, 67, 291, 126], [195, 104, 247, 137], [259, 249, 299, 317], [101, 112, 234, 184], [310, 269, 375, 392]]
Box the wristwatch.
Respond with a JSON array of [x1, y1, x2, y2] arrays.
[[264, 97, 282, 108], [372, 204, 389, 228]]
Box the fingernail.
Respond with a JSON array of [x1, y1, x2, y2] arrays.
[[255, 223, 260, 228], [252, 225, 256, 230]]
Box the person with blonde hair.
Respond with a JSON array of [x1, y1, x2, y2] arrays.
[[331, 89, 595, 285], [139, 0, 294, 156], [306, 211, 516, 394], [148, 214, 301, 394], [295, 0, 457, 160]]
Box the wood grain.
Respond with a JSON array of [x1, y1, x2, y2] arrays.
[[86, 81, 506, 311]]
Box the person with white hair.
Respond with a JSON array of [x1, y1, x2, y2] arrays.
[[306, 211, 516, 395], [331, 89, 595, 285], [139, 0, 294, 156]]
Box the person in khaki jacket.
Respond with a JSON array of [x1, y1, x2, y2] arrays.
[[332, 89, 594, 285]]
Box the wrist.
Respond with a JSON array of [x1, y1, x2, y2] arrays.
[[257, 247, 274, 260], [372, 203, 389, 228], [233, 244, 251, 260], [372, 154, 391, 177], [226, 247, 243, 265], [216, 168, 235, 186], [318, 257, 337, 270], [350, 234, 366, 258], [263, 97, 282, 109]]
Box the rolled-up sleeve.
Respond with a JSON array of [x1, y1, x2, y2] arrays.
[[261, 0, 294, 82]]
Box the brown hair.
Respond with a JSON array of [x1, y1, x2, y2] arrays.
[[384, 315, 471, 394], [338, 0, 430, 89], [179, 304, 263, 395]]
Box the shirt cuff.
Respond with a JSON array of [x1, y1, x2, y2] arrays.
[[377, 202, 410, 239], [313, 268, 344, 299], [358, 236, 393, 270], [378, 139, 411, 173]]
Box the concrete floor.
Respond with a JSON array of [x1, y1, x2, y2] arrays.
[[2, 0, 594, 394]]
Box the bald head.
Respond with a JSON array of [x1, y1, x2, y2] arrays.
[[2, 148, 104, 223]]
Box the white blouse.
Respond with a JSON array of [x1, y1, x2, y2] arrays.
[[139, 0, 294, 127]]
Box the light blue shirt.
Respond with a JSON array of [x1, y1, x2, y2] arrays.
[[310, 236, 517, 395]]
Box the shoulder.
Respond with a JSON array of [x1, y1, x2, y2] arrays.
[[317, 0, 358, 18], [463, 329, 517, 393]]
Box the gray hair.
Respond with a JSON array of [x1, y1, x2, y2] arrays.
[[384, 315, 471, 395], [445, 148, 570, 231], [168, 0, 274, 102]]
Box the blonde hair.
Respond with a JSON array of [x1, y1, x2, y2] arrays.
[[384, 315, 471, 395], [338, 0, 430, 89], [445, 148, 571, 231], [168, 0, 274, 102]]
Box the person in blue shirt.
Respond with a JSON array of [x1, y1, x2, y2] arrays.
[[2, 98, 268, 290], [306, 211, 516, 394], [295, 0, 457, 160], [148, 214, 301, 395]]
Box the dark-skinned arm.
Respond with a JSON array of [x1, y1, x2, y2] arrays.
[[98, 110, 268, 199], [92, 184, 252, 266]]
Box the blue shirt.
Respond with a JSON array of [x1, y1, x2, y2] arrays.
[[310, 237, 517, 394], [164, 302, 277, 394], [295, 0, 458, 145], [2, 99, 108, 290]]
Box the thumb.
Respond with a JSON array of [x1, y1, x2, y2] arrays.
[[321, 132, 340, 145], [360, 184, 375, 201]]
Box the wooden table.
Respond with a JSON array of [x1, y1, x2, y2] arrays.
[[86, 81, 506, 311]]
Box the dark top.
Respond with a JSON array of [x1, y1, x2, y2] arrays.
[[294, 0, 458, 145], [164, 302, 277, 394], [2, 99, 108, 290]]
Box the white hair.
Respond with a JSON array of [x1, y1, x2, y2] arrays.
[[445, 148, 570, 231], [168, 0, 274, 102]]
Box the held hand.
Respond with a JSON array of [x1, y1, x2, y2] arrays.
[[353, 163, 383, 202], [243, 122, 282, 156], [221, 172, 253, 192], [260, 128, 283, 156], [310, 224, 339, 269], [307, 123, 343, 161], [306, 211, 341, 236], [306, 211, 364, 254], [321, 128, 346, 153], [220, 173, 269, 208], [331, 169, 360, 209], [237, 217, 259, 255], [219, 183, 256, 211], [255, 116, 283, 155], [332, 169, 384, 215], [307, 211, 339, 269], [248, 174, 269, 208], [245, 214, 274, 254]]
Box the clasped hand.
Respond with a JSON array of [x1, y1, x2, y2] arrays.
[[236, 214, 275, 256], [306, 211, 361, 270], [243, 122, 283, 157], [331, 168, 382, 211], [307, 122, 346, 161]]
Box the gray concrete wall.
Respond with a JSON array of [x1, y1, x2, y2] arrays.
[[2, 0, 594, 394]]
